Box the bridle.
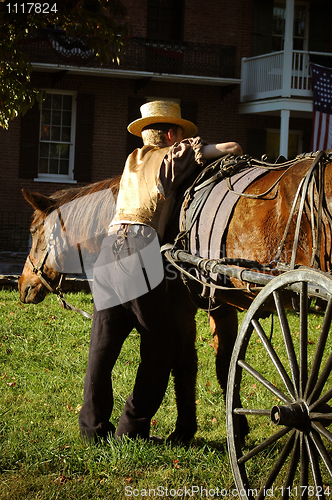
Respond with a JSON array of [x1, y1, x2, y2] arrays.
[[27, 234, 93, 320]]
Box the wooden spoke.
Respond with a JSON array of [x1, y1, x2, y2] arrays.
[[237, 359, 292, 404], [273, 289, 299, 397], [251, 318, 295, 399]]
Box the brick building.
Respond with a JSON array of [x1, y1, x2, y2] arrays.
[[0, 0, 331, 251]]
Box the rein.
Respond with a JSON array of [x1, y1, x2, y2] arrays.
[[274, 150, 332, 270], [27, 246, 93, 320]]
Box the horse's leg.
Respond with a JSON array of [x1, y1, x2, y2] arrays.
[[167, 278, 198, 443], [209, 303, 238, 393], [209, 303, 249, 441]]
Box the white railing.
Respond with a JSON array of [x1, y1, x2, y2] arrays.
[[291, 51, 312, 95], [241, 51, 284, 102], [240, 50, 326, 102]]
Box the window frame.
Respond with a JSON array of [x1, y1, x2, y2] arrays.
[[272, 0, 310, 52], [34, 89, 77, 184]]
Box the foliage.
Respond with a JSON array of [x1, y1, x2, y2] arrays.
[[0, 0, 129, 129]]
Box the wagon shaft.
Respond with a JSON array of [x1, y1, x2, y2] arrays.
[[165, 247, 332, 303]]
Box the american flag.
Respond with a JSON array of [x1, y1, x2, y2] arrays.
[[311, 63, 332, 151]]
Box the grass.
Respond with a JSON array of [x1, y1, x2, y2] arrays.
[[0, 289, 232, 499], [0, 288, 331, 499]]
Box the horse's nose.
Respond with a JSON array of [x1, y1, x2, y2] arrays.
[[19, 283, 32, 303], [19, 279, 47, 304]]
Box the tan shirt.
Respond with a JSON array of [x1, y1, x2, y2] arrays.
[[112, 137, 206, 239]]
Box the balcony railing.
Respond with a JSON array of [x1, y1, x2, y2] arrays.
[[19, 29, 237, 79], [240, 50, 332, 102]]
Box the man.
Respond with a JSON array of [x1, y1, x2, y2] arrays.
[[79, 100, 242, 443]]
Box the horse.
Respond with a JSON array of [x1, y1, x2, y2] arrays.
[[18, 151, 332, 444]]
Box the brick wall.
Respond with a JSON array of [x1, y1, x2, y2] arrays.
[[0, 0, 324, 250]]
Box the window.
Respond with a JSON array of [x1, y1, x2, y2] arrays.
[[147, 0, 184, 41], [272, 1, 309, 52], [266, 129, 303, 161], [36, 91, 77, 182], [19, 91, 94, 182]]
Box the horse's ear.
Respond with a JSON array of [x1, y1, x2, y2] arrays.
[[22, 189, 54, 212]]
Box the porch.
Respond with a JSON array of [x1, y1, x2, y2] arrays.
[[19, 29, 239, 86], [239, 50, 332, 157], [240, 50, 315, 103]]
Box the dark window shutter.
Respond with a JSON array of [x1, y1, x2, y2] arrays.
[[309, 3, 330, 53], [253, 0, 273, 56], [180, 101, 198, 134], [19, 104, 40, 179], [74, 93, 95, 182], [126, 96, 146, 156], [247, 129, 267, 160]]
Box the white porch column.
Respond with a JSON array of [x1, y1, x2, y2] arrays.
[[282, 0, 294, 98], [280, 109, 290, 158], [280, 0, 294, 157]]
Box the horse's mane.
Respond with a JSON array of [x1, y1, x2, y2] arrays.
[[48, 177, 120, 209], [41, 177, 121, 250]]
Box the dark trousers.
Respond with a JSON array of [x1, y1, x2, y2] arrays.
[[79, 227, 176, 442]]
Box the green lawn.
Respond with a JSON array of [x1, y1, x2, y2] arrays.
[[0, 290, 234, 499], [0, 288, 331, 499]]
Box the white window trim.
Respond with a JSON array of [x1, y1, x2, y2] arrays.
[[34, 89, 77, 184]]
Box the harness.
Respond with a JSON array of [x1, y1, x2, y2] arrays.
[[163, 150, 332, 296]]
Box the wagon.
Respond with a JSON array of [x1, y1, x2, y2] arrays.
[[159, 151, 332, 499], [19, 150, 332, 499], [163, 246, 332, 499]]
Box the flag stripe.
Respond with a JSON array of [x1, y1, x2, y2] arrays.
[[310, 63, 332, 151], [311, 112, 332, 151], [312, 110, 319, 151], [323, 114, 330, 150], [318, 112, 324, 149], [328, 118, 332, 150]]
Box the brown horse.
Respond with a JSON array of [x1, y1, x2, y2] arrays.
[[18, 152, 332, 444]]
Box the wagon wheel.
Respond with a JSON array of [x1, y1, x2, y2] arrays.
[[227, 270, 332, 500]]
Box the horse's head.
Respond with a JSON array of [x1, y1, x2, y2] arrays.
[[19, 179, 120, 305], [19, 189, 62, 304]]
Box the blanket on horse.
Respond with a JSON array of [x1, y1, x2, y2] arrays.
[[183, 166, 267, 260], [172, 159, 280, 299]]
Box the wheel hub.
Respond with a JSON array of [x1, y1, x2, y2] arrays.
[[271, 401, 310, 432]]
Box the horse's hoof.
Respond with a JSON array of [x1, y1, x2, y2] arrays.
[[166, 430, 194, 445], [148, 435, 165, 445]]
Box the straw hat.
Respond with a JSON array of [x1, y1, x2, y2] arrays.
[[127, 100, 198, 139]]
